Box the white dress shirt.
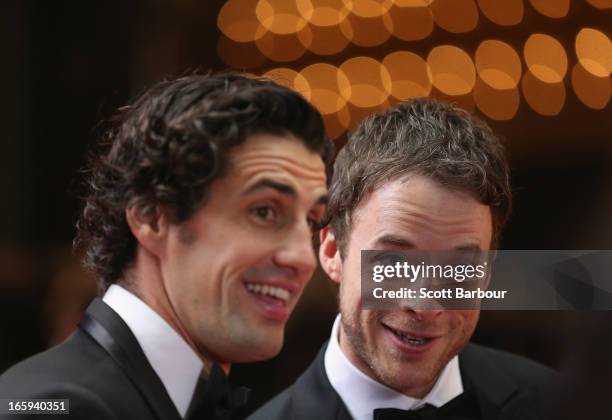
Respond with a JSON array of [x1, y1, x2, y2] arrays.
[[324, 314, 463, 420], [103, 285, 203, 418]]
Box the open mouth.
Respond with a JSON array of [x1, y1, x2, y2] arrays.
[[245, 282, 291, 303], [244, 281, 294, 322], [382, 323, 434, 347]]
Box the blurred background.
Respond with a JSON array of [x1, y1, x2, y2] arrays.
[[0, 0, 611, 415]]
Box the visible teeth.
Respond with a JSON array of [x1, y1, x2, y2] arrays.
[[245, 283, 290, 302], [388, 326, 429, 345]]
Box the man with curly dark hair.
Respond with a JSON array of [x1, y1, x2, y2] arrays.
[[0, 73, 332, 420]]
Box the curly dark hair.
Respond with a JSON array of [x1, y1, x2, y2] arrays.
[[325, 97, 512, 255], [75, 73, 333, 291]]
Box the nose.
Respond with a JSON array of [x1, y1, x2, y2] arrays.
[[400, 298, 444, 319], [274, 223, 317, 278], [410, 308, 443, 320]]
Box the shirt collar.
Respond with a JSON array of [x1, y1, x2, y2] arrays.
[[103, 285, 203, 418], [324, 314, 463, 420]]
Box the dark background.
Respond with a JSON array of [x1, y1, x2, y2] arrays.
[[0, 0, 611, 415]]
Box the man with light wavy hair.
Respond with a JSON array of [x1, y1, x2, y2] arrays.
[[252, 98, 559, 420]]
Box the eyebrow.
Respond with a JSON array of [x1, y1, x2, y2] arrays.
[[243, 178, 329, 206], [376, 235, 416, 249], [375, 234, 482, 250], [453, 244, 483, 251], [244, 179, 296, 197]]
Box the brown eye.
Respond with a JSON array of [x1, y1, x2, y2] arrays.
[[250, 205, 278, 225]]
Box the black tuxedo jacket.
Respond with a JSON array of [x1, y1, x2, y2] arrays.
[[249, 342, 560, 420], [0, 298, 183, 420]]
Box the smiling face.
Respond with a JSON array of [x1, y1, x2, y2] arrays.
[[321, 174, 492, 397], [161, 133, 328, 364]]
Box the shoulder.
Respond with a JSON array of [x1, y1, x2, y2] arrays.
[[249, 387, 293, 420], [249, 342, 344, 420], [0, 330, 139, 419], [463, 343, 560, 387], [0, 382, 115, 420], [1, 331, 98, 385], [461, 343, 561, 418], [1, 330, 109, 391]]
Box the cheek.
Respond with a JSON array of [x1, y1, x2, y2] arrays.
[[451, 311, 479, 340], [342, 254, 363, 295], [339, 275, 362, 318], [462, 310, 480, 327]]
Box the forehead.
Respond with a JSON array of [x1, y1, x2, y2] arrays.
[[227, 133, 327, 186], [351, 174, 493, 250]]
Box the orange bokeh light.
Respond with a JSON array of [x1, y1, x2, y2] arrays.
[[427, 45, 477, 95], [218, 0, 266, 43], [474, 78, 520, 120], [586, 0, 612, 8], [528, 0, 569, 18], [297, 63, 352, 138], [388, 0, 434, 41], [351, 0, 393, 17], [297, 0, 353, 26], [431, 0, 479, 34], [571, 61, 611, 110], [340, 57, 392, 108], [476, 40, 522, 90], [347, 10, 393, 47], [256, 0, 308, 35], [523, 34, 568, 83], [477, 0, 524, 26], [383, 51, 432, 99], [391, 0, 434, 5], [303, 18, 353, 55], [256, 26, 312, 62], [262, 68, 309, 90], [323, 106, 352, 139], [575, 28, 612, 78], [297, 63, 351, 115], [522, 69, 566, 116]]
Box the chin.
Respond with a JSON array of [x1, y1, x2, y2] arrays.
[[259, 334, 284, 359], [231, 332, 284, 363], [373, 359, 439, 396]]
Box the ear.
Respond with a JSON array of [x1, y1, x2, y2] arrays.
[[319, 226, 342, 284], [125, 203, 169, 258]]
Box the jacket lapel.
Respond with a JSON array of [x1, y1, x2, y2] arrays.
[[459, 343, 538, 420], [79, 298, 182, 420], [288, 342, 352, 420], [287, 341, 544, 420]]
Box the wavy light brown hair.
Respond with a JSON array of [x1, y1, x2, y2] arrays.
[[325, 98, 512, 255]]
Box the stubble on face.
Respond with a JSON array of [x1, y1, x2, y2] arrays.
[[333, 175, 489, 397], [339, 298, 478, 396]]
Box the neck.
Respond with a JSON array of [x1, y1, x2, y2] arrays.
[[124, 248, 231, 375]]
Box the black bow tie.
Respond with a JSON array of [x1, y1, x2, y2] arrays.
[[374, 404, 437, 420], [186, 363, 250, 420], [373, 391, 480, 420]]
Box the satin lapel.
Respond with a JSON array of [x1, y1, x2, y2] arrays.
[[288, 342, 352, 420], [79, 298, 182, 420], [459, 343, 529, 420]]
